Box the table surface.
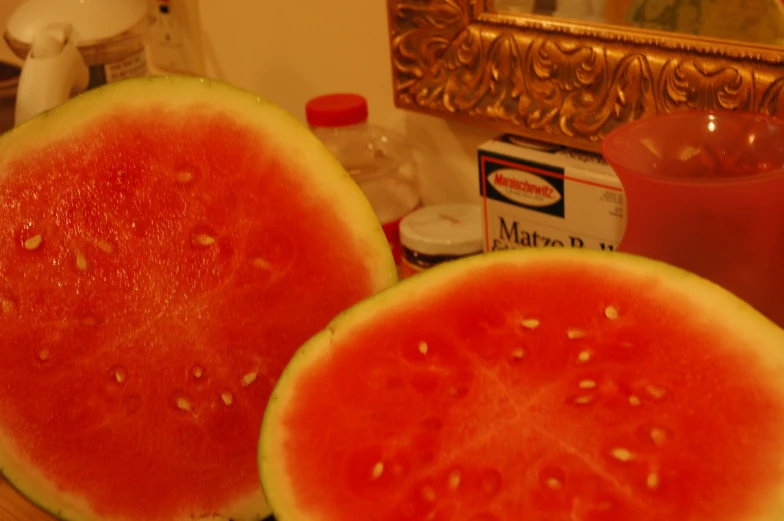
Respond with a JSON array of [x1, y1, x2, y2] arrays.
[[0, 477, 55, 521]]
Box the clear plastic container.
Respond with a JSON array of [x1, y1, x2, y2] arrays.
[[306, 93, 420, 267]]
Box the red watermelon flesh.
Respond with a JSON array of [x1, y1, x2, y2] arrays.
[[0, 76, 396, 521], [260, 248, 784, 521]]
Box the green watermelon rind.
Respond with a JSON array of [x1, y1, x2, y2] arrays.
[[257, 247, 784, 521], [0, 75, 398, 521]]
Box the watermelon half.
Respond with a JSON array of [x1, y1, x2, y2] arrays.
[[0, 75, 397, 521], [260, 248, 784, 521]]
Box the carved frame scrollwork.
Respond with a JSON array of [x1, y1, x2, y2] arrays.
[[387, 0, 784, 153]]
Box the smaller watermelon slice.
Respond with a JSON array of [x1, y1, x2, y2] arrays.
[[259, 248, 784, 521], [0, 75, 397, 521]]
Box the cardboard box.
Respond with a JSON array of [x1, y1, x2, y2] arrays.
[[478, 134, 626, 252]]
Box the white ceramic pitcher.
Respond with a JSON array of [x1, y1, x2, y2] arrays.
[[4, 0, 151, 125]]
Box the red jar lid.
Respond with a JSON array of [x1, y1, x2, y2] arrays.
[[305, 93, 368, 127]]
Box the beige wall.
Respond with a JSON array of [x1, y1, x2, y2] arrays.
[[1, 0, 490, 204]]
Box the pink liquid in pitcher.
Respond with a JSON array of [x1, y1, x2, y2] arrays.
[[602, 110, 784, 328]]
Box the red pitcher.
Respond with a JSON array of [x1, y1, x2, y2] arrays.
[[602, 110, 784, 328]]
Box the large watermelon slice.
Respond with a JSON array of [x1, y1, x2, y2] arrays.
[[260, 248, 784, 521], [0, 75, 397, 521]]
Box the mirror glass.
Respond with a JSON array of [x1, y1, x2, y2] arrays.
[[491, 0, 784, 46]]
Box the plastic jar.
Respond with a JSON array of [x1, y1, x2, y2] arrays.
[[305, 93, 420, 267], [399, 203, 484, 279]]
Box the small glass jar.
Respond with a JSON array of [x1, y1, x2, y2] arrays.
[[399, 203, 483, 279]]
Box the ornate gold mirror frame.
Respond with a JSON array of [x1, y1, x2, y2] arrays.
[[387, 0, 784, 153]]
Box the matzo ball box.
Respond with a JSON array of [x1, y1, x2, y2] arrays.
[[478, 134, 626, 252]]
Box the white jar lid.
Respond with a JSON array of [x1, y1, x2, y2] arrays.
[[399, 203, 483, 256]]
